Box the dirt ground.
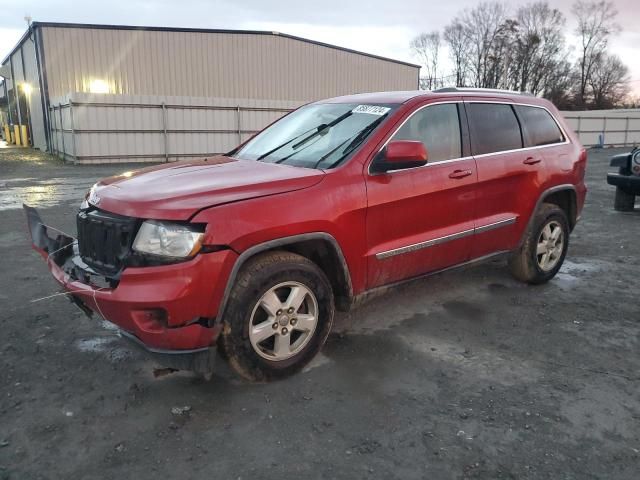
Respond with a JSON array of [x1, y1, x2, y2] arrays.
[[0, 144, 638, 479]]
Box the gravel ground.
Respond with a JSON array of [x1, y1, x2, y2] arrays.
[[0, 145, 638, 479]]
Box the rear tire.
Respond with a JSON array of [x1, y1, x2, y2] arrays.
[[509, 203, 569, 285], [219, 250, 334, 382], [614, 187, 635, 212]]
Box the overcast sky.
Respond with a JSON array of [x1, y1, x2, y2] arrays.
[[1, 0, 638, 95]]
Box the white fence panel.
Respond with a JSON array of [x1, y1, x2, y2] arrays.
[[561, 109, 640, 147], [48, 93, 300, 164]]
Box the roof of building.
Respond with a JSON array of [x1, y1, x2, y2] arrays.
[[1, 21, 421, 70]]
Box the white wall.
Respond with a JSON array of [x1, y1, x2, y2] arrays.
[[560, 109, 640, 147]]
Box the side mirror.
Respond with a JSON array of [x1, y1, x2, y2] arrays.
[[371, 140, 428, 173]]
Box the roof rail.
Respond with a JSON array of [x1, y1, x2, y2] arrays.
[[433, 87, 535, 97]]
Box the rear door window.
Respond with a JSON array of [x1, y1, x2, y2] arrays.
[[392, 103, 462, 162], [466, 103, 523, 155], [515, 105, 565, 147]]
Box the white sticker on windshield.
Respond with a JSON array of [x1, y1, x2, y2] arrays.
[[352, 105, 390, 116]]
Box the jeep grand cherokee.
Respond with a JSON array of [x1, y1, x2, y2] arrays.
[[25, 88, 587, 381]]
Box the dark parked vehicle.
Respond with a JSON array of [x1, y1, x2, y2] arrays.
[[607, 147, 640, 211]]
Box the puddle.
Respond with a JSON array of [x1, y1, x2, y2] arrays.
[[0, 177, 96, 210], [0, 177, 36, 184]]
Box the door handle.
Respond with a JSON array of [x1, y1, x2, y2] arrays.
[[523, 157, 542, 165], [448, 169, 472, 179]]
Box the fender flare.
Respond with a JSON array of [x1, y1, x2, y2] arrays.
[[216, 232, 353, 323], [518, 184, 577, 248]]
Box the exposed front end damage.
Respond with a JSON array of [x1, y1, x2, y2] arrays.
[[23, 204, 232, 374]]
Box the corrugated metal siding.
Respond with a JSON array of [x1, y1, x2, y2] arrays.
[[1, 36, 47, 150], [20, 39, 47, 150], [41, 27, 418, 101]]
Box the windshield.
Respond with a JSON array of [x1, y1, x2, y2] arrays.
[[232, 103, 397, 169]]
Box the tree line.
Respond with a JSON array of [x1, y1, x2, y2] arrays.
[[411, 0, 632, 110]]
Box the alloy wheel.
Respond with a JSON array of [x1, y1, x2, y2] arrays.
[[248, 281, 319, 361], [536, 220, 564, 272]]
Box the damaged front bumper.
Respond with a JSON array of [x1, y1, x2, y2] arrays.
[[24, 205, 235, 373]]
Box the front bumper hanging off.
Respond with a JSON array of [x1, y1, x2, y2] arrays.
[[23, 204, 227, 373]]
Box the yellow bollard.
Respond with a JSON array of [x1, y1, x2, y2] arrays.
[[13, 125, 21, 146], [2, 125, 10, 143], [20, 125, 28, 147]]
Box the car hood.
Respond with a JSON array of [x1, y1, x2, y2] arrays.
[[90, 156, 325, 220]]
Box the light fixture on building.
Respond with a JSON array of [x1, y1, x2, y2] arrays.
[[20, 83, 33, 95], [89, 79, 109, 94]]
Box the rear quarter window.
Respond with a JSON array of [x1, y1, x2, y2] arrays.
[[466, 103, 523, 155], [515, 105, 565, 147]]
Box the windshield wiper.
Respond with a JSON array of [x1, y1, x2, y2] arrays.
[[256, 125, 321, 161], [273, 135, 324, 164], [290, 110, 353, 150], [318, 114, 388, 169], [258, 110, 354, 162]]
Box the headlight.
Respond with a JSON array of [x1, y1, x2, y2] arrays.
[[81, 184, 99, 210], [132, 221, 204, 258]]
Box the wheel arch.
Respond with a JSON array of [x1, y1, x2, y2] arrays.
[[216, 233, 354, 323], [519, 184, 577, 248], [542, 186, 578, 230]]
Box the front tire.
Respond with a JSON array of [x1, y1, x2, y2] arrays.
[[614, 187, 635, 212], [219, 251, 334, 382], [509, 203, 569, 285]]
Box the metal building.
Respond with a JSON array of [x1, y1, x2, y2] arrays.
[[0, 22, 420, 163]]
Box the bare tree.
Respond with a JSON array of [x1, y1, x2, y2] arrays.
[[443, 21, 469, 87], [459, 2, 509, 88], [512, 2, 567, 95], [621, 95, 640, 109], [419, 0, 630, 108], [542, 59, 578, 109], [488, 18, 519, 89], [572, 0, 618, 107], [411, 32, 441, 90], [588, 53, 629, 108]]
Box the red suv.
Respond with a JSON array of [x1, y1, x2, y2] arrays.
[[26, 88, 587, 381]]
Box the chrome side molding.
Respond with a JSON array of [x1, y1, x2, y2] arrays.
[[375, 217, 517, 260]]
